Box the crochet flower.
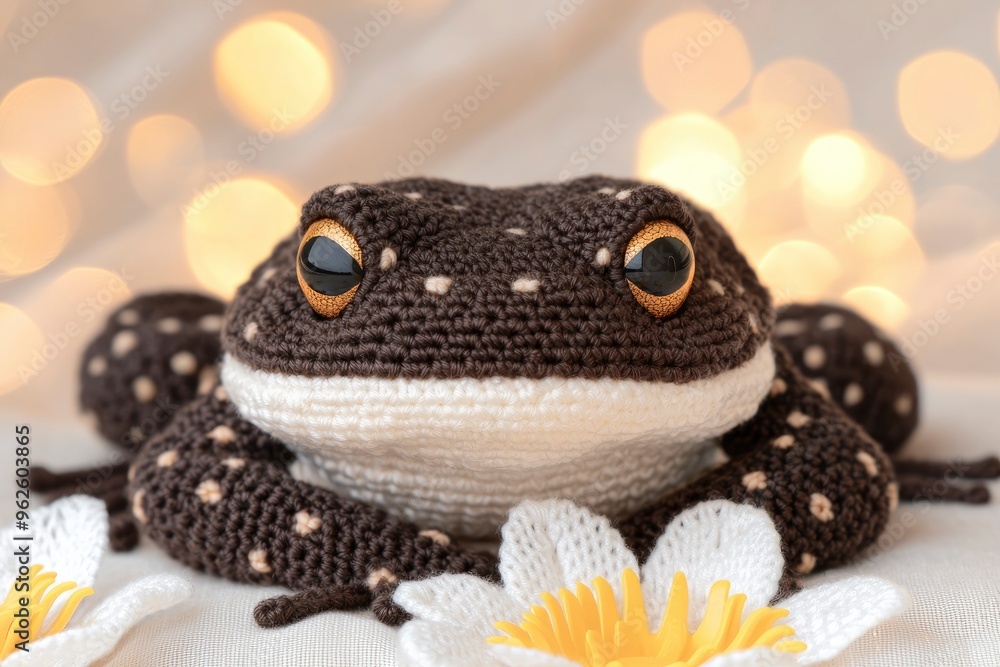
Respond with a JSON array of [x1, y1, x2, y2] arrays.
[[395, 499, 907, 667], [0, 495, 191, 666]]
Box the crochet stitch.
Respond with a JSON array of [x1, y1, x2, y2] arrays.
[[38, 175, 998, 627]]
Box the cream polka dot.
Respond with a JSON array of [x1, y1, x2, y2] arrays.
[[156, 450, 178, 467], [895, 394, 914, 416], [243, 322, 259, 342], [505, 227, 527, 236], [615, 189, 632, 201], [424, 276, 452, 295], [334, 184, 355, 195], [127, 464, 136, 482], [195, 479, 222, 504], [222, 457, 245, 469], [132, 376, 156, 403], [170, 351, 198, 376], [214, 385, 229, 402], [772, 434, 796, 449], [887, 482, 899, 512], [808, 378, 830, 399], [197, 366, 218, 396], [132, 489, 148, 524], [856, 450, 879, 477], [257, 267, 278, 286], [117, 309, 140, 326], [795, 553, 817, 574], [156, 317, 182, 334], [803, 345, 826, 369], [404, 192, 423, 200], [707, 279, 726, 296], [366, 568, 398, 590], [810, 493, 835, 522], [199, 314, 223, 332], [248, 549, 272, 574], [111, 330, 139, 357], [128, 426, 146, 445], [863, 341, 885, 366], [511, 277, 540, 294], [418, 529, 451, 546], [774, 320, 807, 337], [742, 471, 767, 492], [88, 356, 107, 377], [747, 313, 760, 335], [787, 410, 812, 428], [819, 313, 845, 330], [380, 247, 398, 270], [770, 378, 788, 397], [294, 510, 322, 536], [594, 247, 611, 267], [451, 204, 467, 211], [207, 425, 236, 444], [843, 383, 864, 407], [597, 187, 615, 195]]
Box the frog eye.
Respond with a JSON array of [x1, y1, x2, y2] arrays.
[[296, 219, 364, 317], [623, 221, 695, 318]]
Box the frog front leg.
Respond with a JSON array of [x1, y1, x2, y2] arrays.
[[128, 389, 497, 627], [618, 344, 895, 576]]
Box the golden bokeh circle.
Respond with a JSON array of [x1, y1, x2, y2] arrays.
[[758, 240, 841, 303], [842, 286, 910, 331], [0, 303, 45, 396], [0, 179, 76, 280], [126, 114, 206, 206]]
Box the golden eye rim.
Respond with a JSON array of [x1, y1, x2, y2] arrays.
[[623, 220, 696, 319], [296, 219, 364, 318]]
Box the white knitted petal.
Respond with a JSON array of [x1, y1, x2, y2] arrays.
[[490, 645, 583, 666], [0, 495, 107, 586], [499, 499, 638, 607], [4, 574, 191, 667], [397, 621, 508, 667], [702, 647, 798, 666], [395, 574, 520, 633], [783, 577, 909, 665], [642, 500, 783, 629]]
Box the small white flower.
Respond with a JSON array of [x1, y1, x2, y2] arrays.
[[0, 496, 191, 666], [395, 499, 907, 667]]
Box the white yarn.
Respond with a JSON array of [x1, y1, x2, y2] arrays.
[[222, 343, 775, 536]]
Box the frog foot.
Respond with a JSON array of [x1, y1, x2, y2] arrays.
[[894, 455, 1000, 504]]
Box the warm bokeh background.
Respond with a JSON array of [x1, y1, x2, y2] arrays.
[[1, 0, 999, 423]]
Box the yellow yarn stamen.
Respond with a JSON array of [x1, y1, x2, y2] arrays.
[[488, 569, 806, 667], [0, 564, 93, 658]]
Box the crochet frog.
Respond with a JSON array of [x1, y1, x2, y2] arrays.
[[36, 176, 999, 626]]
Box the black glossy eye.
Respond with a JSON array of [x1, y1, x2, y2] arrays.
[[624, 236, 692, 296], [623, 221, 695, 318], [296, 219, 364, 317], [299, 236, 363, 296]]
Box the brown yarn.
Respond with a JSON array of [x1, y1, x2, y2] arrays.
[[254, 585, 371, 628]]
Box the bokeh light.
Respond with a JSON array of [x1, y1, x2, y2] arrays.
[[0, 303, 45, 396], [27, 267, 133, 340], [749, 59, 851, 128], [215, 16, 334, 132], [898, 51, 1000, 160], [0, 78, 103, 185], [126, 114, 206, 206], [916, 185, 1000, 257], [847, 215, 925, 292], [183, 177, 298, 298], [637, 113, 745, 228], [842, 286, 910, 331], [641, 11, 752, 114], [800, 133, 873, 205], [0, 179, 76, 280], [758, 241, 841, 302]]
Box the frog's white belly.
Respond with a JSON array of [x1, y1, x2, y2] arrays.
[[221, 343, 775, 537]]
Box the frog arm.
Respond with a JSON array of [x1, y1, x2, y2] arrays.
[[128, 389, 496, 626], [618, 343, 896, 575]]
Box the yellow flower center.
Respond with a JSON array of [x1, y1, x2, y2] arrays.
[[488, 568, 806, 667], [1, 564, 93, 658]]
